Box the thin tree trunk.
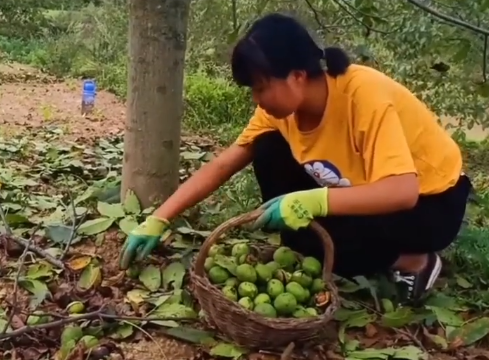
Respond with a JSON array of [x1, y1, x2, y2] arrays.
[[122, 0, 191, 209]]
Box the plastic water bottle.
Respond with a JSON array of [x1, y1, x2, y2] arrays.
[[81, 79, 97, 115]]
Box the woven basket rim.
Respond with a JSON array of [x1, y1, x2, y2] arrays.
[[190, 208, 340, 342], [193, 208, 336, 283]]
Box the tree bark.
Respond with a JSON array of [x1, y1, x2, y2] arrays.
[[122, 0, 191, 209]]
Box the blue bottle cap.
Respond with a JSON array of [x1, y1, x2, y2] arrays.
[[83, 79, 96, 92]]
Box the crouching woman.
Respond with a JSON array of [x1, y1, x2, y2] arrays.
[[119, 13, 471, 304]]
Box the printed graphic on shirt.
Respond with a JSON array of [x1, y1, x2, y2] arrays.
[[303, 160, 351, 188]]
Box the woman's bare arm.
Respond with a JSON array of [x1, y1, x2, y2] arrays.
[[153, 144, 253, 220]]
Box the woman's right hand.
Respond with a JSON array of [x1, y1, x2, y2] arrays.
[[118, 144, 253, 270], [118, 215, 171, 270]]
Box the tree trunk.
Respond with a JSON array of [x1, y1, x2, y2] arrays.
[[122, 0, 191, 209]]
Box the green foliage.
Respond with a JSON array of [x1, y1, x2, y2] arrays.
[[184, 70, 252, 140], [445, 226, 489, 279], [3, 0, 489, 133], [0, 0, 47, 37]]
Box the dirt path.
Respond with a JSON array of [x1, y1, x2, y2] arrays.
[[0, 63, 125, 140]]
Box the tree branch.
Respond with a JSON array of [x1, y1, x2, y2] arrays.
[[1, 226, 40, 334], [331, 0, 395, 35], [61, 187, 81, 259], [405, 0, 489, 36], [405, 0, 489, 83], [483, 35, 488, 83], [0, 205, 66, 270], [0, 308, 199, 341], [303, 0, 352, 31]]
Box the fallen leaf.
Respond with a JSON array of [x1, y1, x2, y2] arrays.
[[61, 325, 83, 345], [381, 307, 415, 328], [78, 217, 114, 235], [425, 294, 466, 311], [448, 317, 489, 348], [455, 275, 473, 289], [74, 187, 97, 205], [164, 326, 215, 344], [97, 202, 125, 218], [123, 190, 141, 215], [151, 320, 180, 327], [77, 263, 102, 290], [213, 254, 238, 276], [335, 308, 376, 326], [162, 262, 186, 290], [125, 289, 150, 305], [393, 345, 428, 360], [95, 232, 105, 246], [0, 319, 13, 333], [427, 306, 464, 327], [26, 263, 53, 279], [180, 151, 206, 160], [101, 272, 125, 287], [18, 278, 49, 308], [67, 256, 92, 271], [5, 213, 30, 226], [344, 339, 360, 352], [176, 226, 211, 237], [109, 323, 134, 339], [154, 303, 197, 319], [139, 265, 161, 292], [119, 216, 139, 235], [336, 308, 376, 344], [146, 294, 171, 308], [45, 224, 80, 245], [353, 276, 379, 307], [55, 339, 77, 360], [381, 298, 394, 313], [347, 348, 394, 359], [422, 327, 448, 349], [210, 342, 248, 359]]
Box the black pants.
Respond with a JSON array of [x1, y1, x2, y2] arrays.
[[252, 131, 471, 277]]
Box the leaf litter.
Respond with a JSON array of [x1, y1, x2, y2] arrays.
[[0, 79, 487, 360], [0, 124, 231, 360]]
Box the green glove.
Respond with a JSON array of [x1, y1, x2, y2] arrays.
[[119, 215, 171, 270], [252, 188, 329, 231]]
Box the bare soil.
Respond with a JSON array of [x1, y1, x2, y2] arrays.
[[0, 63, 124, 140]]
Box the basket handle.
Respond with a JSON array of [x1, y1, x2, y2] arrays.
[[194, 208, 335, 282]]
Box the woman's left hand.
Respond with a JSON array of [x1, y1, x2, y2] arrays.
[[252, 188, 329, 231]]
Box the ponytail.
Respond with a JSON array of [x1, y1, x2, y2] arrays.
[[322, 46, 350, 77]]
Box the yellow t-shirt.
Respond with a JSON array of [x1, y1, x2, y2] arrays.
[[235, 64, 462, 195]]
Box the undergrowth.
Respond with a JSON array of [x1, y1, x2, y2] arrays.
[[1, 0, 489, 301]]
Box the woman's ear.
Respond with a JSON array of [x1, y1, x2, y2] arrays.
[[289, 70, 307, 86]]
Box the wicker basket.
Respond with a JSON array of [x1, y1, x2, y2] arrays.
[[191, 208, 339, 351]]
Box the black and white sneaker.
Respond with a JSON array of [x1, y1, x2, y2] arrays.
[[392, 253, 442, 305]]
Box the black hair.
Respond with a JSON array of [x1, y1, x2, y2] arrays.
[[231, 13, 350, 87]]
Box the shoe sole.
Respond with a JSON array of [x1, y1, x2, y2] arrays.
[[425, 254, 442, 290]]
